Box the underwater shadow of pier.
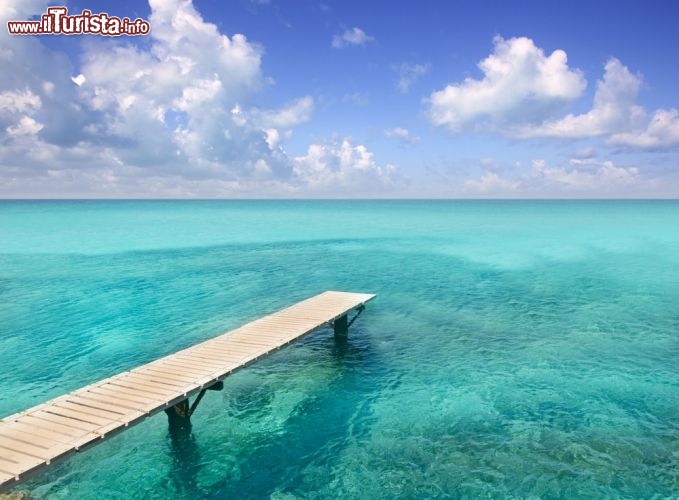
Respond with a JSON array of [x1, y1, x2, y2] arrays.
[[166, 420, 204, 498], [202, 330, 390, 499]]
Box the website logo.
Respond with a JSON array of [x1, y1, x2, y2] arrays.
[[7, 7, 150, 36]]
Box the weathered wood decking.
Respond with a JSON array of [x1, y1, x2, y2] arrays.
[[0, 290, 375, 491]]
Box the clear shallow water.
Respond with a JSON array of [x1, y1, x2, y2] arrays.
[[1, 200, 678, 499]]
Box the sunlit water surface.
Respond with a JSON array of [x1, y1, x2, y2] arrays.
[[1, 200, 678, 498]]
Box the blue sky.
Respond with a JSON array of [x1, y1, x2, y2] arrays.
[[1, 0, 678, 197]]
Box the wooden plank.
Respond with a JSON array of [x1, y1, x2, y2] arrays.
[[228, 339, 287, 352], [120, 372, 189, 390], [173, 349, 234, 364], [52, 401, 125, 422], [0, 447, 44, 475], [86, 387, 161, 408], [152, 359, 215, 376], [0, 436, 55, 461], [68, 393, 147, 416], [274, 308, 334, 317], [189, 343, 249, 358], [211, 343, 271, 363], [0, 427, 63, 451], [108, 374, 179, 393], [170, 353, 235, 372], [234, 319, 309, 329], [199, 350, 259, 368], [108, 377, 179, 397], [260, 312, 325, 321], [104, 381, 175, 401], [80, 389, 154, 409], [206, 342, 264, 357], [223, 336, 284, 347], [210, 336, 268, 349], [236, 322, 316, 333], [2, 422, 74, 446], [133, 366, 200, 384], [74, 393, 152, 416], [176, 347, 238, 363], [0, 291, 376, 492], [126, 373, 194, 392], [193, 344, 254, 360], [42, 406, 113, 427], [232, 331, 278, 341], [0, 471, 14, 485], [27, 411, 101, 434], [207, 346, 264, 365], [150, 358, 211, 373], [16, 415, 92, 438], [227, 332, 289, 343]]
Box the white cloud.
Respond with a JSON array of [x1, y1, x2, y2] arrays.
[[384, 127, 420, 144], [528, 158, 639, 190], [512, 58, 679, 151], [0, 89, 42, 113], [331, 27, 374, 48], [464, 172, 519, 194], [0, 1, 272, 189], [292, 139, 401, 194], [462, 159, 656, 197], [571, 147, 597, 160], [0, 0, 48, 22], [246, 95, 314, 129], [608, 108, 679, 150], [6, 116, 43, 136], [397, 63, 429, 93], [428, 36, 586, 131], [517, 58, 645, 138], [427, 36, 679, 154], [0, 1, 404, 198]]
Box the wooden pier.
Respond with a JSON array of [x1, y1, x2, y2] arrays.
[[0, 290, 375, 492]]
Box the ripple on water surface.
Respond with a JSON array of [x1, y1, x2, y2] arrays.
[[0, 200, 678, 498]]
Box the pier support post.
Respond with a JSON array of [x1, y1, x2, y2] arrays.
[[333, 305, 365, 339], [165, 399, 192, 430], [165, 381, 224, 430], [333, 314, 348, 337]]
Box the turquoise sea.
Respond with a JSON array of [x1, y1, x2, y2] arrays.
[[1, 200, 678, 499]]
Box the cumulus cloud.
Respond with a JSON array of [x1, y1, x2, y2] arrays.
[[517, 58, 645, 138], [245, 95, 314, 129], [528, 159, 640, 190], [0, 89, 42, 113], [1, 0, 403, 197], [331, 27, 373, 48], [608, 108, 679, 150], [292, 139, 401, 194], [427, 36, 586, 131], [397, 63, 429, 93], [71, 0, 272, 173], [385, 127, 420, 144], [6, 116, 43, 137], [462, 158, 657, 197], [427, 36, 679, 154], [464, 172, 519, 194], [0, 0, 273, 176], [571, 147, 597, 160], [512, 58, 679, 150], [0, 0, 405, 197]]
